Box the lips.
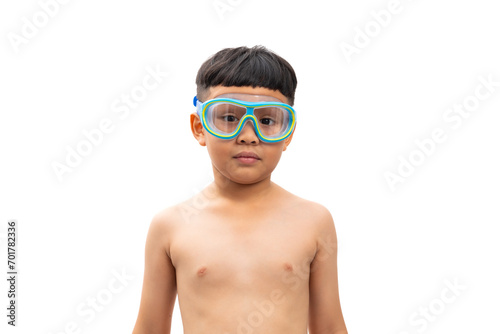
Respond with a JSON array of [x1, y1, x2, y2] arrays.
[[234, 151, 260, 159]]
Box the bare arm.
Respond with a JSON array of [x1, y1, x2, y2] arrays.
[[132, 211, 177, 334], [308, 205, 348, 334]]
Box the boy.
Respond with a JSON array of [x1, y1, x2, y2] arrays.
[[132, 45, 348, 334]]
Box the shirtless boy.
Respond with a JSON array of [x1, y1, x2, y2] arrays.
[[132, 45, 348, 334]]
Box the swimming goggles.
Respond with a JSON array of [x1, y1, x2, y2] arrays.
[[193, 93, 297, 143]]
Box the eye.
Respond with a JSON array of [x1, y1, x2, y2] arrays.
[[220, 115, 239, 122], [260, 117, 275, 126]]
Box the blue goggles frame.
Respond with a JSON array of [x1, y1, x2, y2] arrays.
[[193, 96, 297, 143]]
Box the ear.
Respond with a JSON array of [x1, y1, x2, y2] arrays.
[[282, 128, 295, 151], [190, 112, 206, 146]]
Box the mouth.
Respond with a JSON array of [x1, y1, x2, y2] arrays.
[[233, 151, 261, 164], [234, 151, 261, 160], [234, 156, 260, 164]]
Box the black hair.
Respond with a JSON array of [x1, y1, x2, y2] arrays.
[[195, 45, 297, 105]]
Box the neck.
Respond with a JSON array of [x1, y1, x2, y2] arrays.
[[209, 168, 276, 206]]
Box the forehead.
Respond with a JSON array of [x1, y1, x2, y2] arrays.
[[207, 85, 289, 104]]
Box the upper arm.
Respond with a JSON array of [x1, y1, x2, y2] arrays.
[[308, 204, 348, 334], [132, 210, 177, 334]]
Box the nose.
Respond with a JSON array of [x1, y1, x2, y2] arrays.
[[236, 118, 259, 143]]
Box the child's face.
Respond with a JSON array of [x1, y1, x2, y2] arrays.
[[191, 85, 295, 185]]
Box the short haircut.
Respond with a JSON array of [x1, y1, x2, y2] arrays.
[[195, 45, 298, 105]]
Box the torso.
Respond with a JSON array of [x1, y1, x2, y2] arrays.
[[166, 186, 320, 334]]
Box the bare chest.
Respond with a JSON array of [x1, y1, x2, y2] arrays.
[[169, 208, 318, 293]]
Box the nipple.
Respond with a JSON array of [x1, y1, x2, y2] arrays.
[[197, 266, 207, 276], [283, 262, 294, 272]]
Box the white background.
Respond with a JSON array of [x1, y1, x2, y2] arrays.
[[1, 0, 499, 333]]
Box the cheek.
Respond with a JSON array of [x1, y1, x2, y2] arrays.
[[262, 145, 285, 164], [268, 151, 284, 165], [205, 139, 229, 162]]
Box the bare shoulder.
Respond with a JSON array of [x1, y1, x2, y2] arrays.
[[151, 199, 197, 225], [281, 192, 338, 249], [304, 201, 338, 258], [306, 201, 335, 228], [298, 200, 336, 231], [147, 205, 184, 258], [150, 205, 180, 230], [275, 183, 335, 224], [149, 197, 204, 234], [277, 186, 335, 228]]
